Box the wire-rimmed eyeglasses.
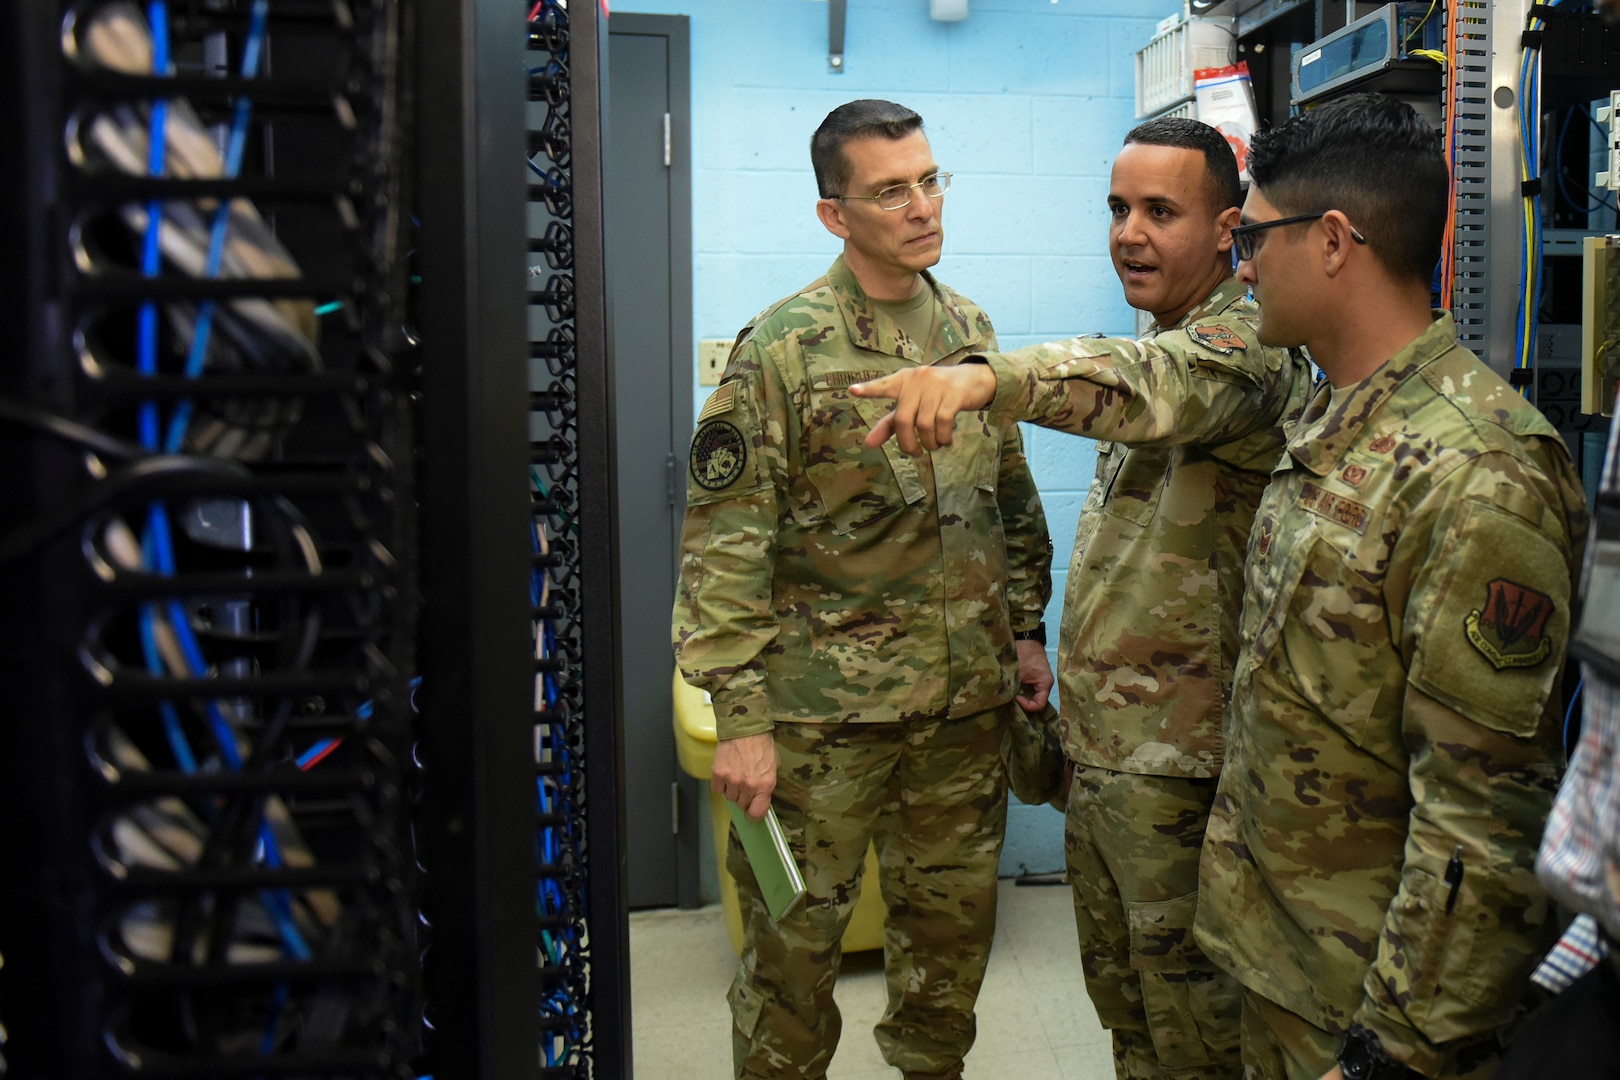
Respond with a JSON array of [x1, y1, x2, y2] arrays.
[[1230, 212, 1367, 262], [836, 172, 952, 211]]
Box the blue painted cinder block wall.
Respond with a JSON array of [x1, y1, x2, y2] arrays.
[[618, 0, 1181, 877]]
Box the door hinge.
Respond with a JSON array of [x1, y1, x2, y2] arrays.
[[663, 112, 672, 168], [671, 781, 681, 835], [667, 452, 677, 507]]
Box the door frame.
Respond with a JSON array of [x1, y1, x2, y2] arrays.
[[605, 12, 698, 908]]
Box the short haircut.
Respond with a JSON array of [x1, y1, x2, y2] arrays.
[[1123, 117, 1243, 213], [811, 99, 925, 199], [1246, 92, 1446, 284]]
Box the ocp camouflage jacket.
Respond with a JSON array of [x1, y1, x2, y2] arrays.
[[984, 278, 1310, 778], [1195, 314, 1588, 1074], [673, 256, 1052, 740]]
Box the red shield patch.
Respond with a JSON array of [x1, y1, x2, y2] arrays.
[[1368, 435, 1397, 454], [1341, 464, 1368, 488], [1189, 325, 1247, 353], [1464, 577, 1554, 670]]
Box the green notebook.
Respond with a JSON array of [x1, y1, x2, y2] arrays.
[[726, 802, 807, 921]]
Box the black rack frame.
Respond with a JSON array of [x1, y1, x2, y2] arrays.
[[412, 0, 628, 1076], [0, 1, 420, 1076]]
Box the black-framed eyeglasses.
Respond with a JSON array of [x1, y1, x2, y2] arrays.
[[836, 172, 952, 211], [1230, 212, 1367, 262]]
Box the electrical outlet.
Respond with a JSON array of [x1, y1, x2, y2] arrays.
[[698, 338, 732, 387]]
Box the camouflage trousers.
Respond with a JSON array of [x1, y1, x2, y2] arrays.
[[1064, 765, 1241, 1080], [727, 706, 1010, 1079], [1237, 989, 1502, 1080]]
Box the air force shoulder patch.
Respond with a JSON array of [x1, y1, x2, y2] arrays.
[[1465, 577, 1554, 670], [1189, 324, 1248, 353]]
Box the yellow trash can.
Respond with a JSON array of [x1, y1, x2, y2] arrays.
[[672, 671, 885, 955]]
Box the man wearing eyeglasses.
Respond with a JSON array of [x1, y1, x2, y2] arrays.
[[847, 115, 1310, 1080], [672, 98, 1053, 1080], [855, 93, 1588, 1080], [1193, 93, 1585, 1080]]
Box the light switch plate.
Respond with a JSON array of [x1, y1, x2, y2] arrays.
[[698, 338, 732, 387]]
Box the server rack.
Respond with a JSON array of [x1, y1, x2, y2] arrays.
[[412, 0, 629, 1075], [524, 2, 633, 1075], [0, 1, 420, 1075], [7, 0, 632, 1075]]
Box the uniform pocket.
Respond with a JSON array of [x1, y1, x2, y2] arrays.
[[1285, 535, 1399, 749], [1127, 891, 1239, 1070], [799, 395, 925, 534], [1407, 499, 1569, 737], [1367, 867, 1519, 1039], [727, 978, 767, 1038], [1101, 444, 1169, 529]]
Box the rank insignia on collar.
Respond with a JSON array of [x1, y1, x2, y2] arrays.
[[1189, 324, 1247, 353], [690, 420, 748, 491], [1465, 577, 1554, 670]]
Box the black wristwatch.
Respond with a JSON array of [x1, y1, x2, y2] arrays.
[[1013, 622, 1046, 646], [1338, 1024, 1417, 1080]]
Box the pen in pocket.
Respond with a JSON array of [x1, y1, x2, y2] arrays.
[[1444, 845, 1464, 915]]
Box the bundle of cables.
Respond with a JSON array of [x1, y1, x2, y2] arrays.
[[66, 1, 321, 461], [44, 0, 393, 1062], [1516, 1, 1556, 388]]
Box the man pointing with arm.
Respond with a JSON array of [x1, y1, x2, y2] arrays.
[[863, 118, 1309, 1080], [860, 93, 1586, 1080]]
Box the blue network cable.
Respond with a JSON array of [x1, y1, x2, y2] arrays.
[[1516, 11, 1543, 386], [163, 0, 270, 453], [294, 675, 422, 769], [133, 0, 310, 967], [1564, 674, 1586, 757]]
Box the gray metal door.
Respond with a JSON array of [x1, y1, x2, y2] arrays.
[[606, 14, 695, 909]]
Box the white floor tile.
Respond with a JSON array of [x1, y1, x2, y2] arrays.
[[629, 878, 1110, 1080]]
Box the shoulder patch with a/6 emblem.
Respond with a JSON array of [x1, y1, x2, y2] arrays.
[[1189, 324, 1248, 353], [1465, 577, 1554, 670], [690, 420, 749, 492]]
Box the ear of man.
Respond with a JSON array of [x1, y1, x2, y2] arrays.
[[1214, 204, 1241, 256], [1320, 209, 1363, 278], [816, 198, 851, 240]]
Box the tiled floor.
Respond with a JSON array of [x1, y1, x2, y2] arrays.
[[629, 878, 1114, 1079]]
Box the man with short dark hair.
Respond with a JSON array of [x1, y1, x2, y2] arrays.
[[852, 92, 1587, 1080], [850, 116, 1311, 1079], [673, 98, 1053, 1080], [1194, 91, 1586, 1080]]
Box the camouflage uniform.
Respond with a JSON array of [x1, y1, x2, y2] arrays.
[[975, 278, 1311, 1080], [1192, 314, 1588, 1078], [672, 255, 1052, 1078]]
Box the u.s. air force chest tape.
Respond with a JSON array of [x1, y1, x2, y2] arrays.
[[687, 380, 766, 503]]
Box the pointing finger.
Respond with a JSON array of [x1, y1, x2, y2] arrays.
[[865, 411, 898, 449], [850, 373, 903, 400]]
